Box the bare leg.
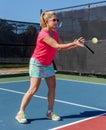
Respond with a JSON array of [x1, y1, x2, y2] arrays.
[[45, 75, 56, 111], [19, 77, 41, 113]]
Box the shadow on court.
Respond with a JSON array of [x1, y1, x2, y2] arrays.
[[25, 110, 106, 124], [61, 110, 106, 120]]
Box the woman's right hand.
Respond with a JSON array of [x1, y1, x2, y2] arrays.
[[73, 37, 85, 47]]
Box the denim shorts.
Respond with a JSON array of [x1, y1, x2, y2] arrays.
[[29, 58, 55, 78]]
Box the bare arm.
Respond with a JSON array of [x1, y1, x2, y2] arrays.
[[43, 36, 84, 50], [58, 37, 80, 50]]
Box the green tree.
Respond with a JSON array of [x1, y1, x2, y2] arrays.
[[0, 20, 16, 44]]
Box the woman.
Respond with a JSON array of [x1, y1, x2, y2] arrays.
[[15, 11, 84, 124]]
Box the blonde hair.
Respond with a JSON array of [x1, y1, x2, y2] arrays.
[[40, 11, 56, 29]]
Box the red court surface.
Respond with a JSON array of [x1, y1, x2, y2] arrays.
[[55, 114, 106, 130]]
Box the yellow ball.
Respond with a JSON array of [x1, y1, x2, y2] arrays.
[[91, 37, 98, 44]]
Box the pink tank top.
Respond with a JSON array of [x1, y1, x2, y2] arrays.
[[32, 29, 59, 66]]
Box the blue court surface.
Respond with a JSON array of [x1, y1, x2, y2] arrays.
[[0, 78, 106, 130]]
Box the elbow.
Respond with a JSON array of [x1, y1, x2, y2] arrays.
[[56, 46, 62, 50], [55, 44, 62, 50]]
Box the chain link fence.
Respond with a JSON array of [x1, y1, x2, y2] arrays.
[[48, 1, 106, 76], [0, 19, 40, 65]]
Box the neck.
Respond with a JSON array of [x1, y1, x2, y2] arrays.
[[44, 27, 54, 32]]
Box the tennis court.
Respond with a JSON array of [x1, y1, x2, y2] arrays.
[[0, 74, 106, 130], [0, 1, 106, 130]]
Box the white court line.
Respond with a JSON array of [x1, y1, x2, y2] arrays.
[[0, 87, 105, 111], [49, 113, 106, 130], [0, 80, 29, 84], [0, 78, 106, 86]]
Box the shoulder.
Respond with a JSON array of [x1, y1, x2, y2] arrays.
[[40, 29, 49, 34], [38, 29, 49, 37], [37, 29, 49, 41]]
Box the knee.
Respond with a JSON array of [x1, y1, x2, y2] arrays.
[[27, 87, 38, 96]]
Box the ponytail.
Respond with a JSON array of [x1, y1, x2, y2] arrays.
[[40, 12, 47, 29]]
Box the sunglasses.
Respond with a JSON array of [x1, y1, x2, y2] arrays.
[[49, 19, 59, 22]]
